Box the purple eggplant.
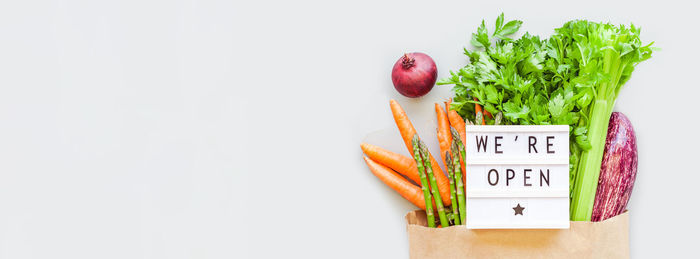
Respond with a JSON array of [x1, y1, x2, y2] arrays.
[[591, 112, 638, 222]]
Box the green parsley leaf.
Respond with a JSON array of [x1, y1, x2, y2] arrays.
[[495, 20, 523, 39], [471, 21, 490, 48]]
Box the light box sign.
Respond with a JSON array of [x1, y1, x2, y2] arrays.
[[465, 125, 569, 229]]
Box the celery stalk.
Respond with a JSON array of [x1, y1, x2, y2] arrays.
[[570, 37, 650, 220], [571, 100, 610, 220]]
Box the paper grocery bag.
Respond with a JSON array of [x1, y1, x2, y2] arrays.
[[405, 210, 629, 259]]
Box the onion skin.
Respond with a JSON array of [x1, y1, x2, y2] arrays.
[[591, 112, 638, 222], [391, 52, 437, 98]]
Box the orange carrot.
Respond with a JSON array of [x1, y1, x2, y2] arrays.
[[361, 143, 421, 185], [389, 99, 452, 206], [435, 103, 452, 166], [445, 99, 467, 182], [445, 99, 467, 148], [472, 98, 493, 119], [363, 156, 425, 210]]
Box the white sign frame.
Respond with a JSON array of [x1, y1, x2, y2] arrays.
[[465, 125, 570, 229]]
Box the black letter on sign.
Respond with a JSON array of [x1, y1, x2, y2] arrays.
[[528, 136, 538, 153], [523, 169, 532, 186], [476, 135, 488, 152], [488, 169, 499, 186], [547, 136, 555, 154], [540, 169, 550, 186], [506, 169, 515, 186], [495, 136, 503, 154]]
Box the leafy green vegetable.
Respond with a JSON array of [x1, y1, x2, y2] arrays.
[[437, 13, 584, 132], [493, 13, 523, 40], [438, 14, 654, 221], [558, 20, 654, 221]]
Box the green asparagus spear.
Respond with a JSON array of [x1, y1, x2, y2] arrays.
[[475, 111, 484, 125], [451, 141, 466, 224], [419, 141, 449, 227], [450, 127, 466, 166], [447, 212, 456, 225], [445, 152, 461, 225], [494, 112, 503, 125], [412, 136, 435, 228]]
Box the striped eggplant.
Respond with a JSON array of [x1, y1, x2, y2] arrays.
[[591, 112, 638, 222]]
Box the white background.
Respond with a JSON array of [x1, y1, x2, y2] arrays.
[[1, 0, 698, 258]]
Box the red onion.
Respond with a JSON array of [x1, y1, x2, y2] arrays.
[[391, 52, 437, 98]]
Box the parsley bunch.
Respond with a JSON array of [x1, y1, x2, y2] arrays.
[[438, 14, 654, 220], [438, 14, 587, 166]]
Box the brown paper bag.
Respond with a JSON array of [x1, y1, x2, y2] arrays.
[[405, 210, 629, 259]]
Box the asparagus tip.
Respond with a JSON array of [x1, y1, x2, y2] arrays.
[[412, 135, 424, 151], [419, 141, 427, 152], [450, 127, 462, 142]]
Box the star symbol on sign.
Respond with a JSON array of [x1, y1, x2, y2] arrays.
[[513, 203, 525, 216]]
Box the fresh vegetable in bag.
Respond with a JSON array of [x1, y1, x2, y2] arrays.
[[592, 112, 638, 222], [438, 14, 654, 220]]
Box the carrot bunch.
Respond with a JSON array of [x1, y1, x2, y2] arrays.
[[361, 100, 469, 227]]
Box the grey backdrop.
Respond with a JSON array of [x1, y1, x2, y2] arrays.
[[1, 0, 697, 258]]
